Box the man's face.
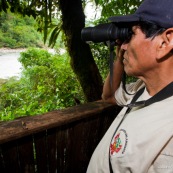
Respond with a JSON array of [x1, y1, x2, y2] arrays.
[[121, 25, 159, 78]]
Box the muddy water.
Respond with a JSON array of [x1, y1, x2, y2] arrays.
[[0, 52, 22, 79]]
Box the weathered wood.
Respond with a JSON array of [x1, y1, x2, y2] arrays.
[[0, 101, 118, 144], [17, 136, 35, 173], [46, 128, 58, 173], [1, 140, 20, 173], [55, 125, 69, 173], [0, 101, 122, 173], [34, 131, 48, 173], [66, 117, 101, 173], [0, 146, 5, 172]]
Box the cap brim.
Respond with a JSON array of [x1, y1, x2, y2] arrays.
[[109, 14, 140, 23]]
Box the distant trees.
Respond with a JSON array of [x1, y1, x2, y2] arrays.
[[0, 11, 43, 48]]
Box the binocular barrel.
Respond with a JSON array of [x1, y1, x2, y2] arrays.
[[81, 23, 130, 43]]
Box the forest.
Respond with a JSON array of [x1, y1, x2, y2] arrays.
[[0, 12, 84, 120], [0, 0, 143, 121]]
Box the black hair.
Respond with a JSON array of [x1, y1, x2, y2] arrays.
[[138, 21, 166, 38]]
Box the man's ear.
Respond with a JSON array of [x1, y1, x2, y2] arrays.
[[156, 28, 173, 60]]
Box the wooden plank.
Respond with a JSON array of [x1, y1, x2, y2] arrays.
[[81, 115, 102, 165], [0, 146, 5, 172], [33, 131, 48, 173], [0, 101, 118, 144], [56, 126, 68, 173], [65, 121, 90, 173], [46, 128, 57, 173], [0, 140, 20, 173], [60, 114, 102, 173], [17, 135, 35, 173]]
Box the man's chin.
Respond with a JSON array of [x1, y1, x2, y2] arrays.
[[124, 69, 136, 78]]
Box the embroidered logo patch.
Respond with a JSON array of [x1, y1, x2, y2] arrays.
[[110, 129, 128, 156], [110, 133, 122, 155]]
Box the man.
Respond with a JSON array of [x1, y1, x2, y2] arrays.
[[87, 0, 173, 172]]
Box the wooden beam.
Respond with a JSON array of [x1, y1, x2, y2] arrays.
[[0, 101, 119, 144]]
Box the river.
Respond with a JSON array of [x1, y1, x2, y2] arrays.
[[0, 48, 60, 79], [0, 52, 22, 79]]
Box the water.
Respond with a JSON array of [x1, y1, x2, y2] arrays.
[[0, 52, 22, 79], [0, 48, 61, 79]]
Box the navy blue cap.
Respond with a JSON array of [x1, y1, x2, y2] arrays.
[[109, 0, 173, 28]]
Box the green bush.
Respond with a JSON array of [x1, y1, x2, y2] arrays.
[[0, 48, 85, 121], [0, 11, 44, 48]]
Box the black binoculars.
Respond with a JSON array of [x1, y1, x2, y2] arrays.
[[81, 23, 131, 43]]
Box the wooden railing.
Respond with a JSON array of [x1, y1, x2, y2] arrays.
[[0, 101, 121, 173]]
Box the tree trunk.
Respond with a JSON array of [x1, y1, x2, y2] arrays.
[[59, 0, 103, 102]]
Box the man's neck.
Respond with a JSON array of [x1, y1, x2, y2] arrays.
[[139, 74, 173, 96]]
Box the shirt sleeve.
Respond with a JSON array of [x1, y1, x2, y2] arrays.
[[115, 79, 145, 106]]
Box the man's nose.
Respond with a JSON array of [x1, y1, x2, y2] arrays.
[[121, 42, 128, 51]]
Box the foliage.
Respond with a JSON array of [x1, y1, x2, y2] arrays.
[[90, 43, 110, 79], [100, 0, 143, 19], [87, 0, 143, 82], [0, 11, 44, 48], [0, 0, 143, 101], [0, 48, 84, 121]]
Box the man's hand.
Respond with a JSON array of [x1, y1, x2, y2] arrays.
[[101, 43, 125, 104]]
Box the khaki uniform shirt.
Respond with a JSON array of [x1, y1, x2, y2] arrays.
[[87, 80, 173, 173]]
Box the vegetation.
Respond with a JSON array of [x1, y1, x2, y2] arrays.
[[0, 0, 143, 121], [0, 11, 44, 48], [0, 0, 143, 102], [0, 48, 84, 121]]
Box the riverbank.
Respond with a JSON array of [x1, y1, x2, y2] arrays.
[[0, 47, 58, 55], [0, 47, 58, 79], [0, 48, 27, 55]]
